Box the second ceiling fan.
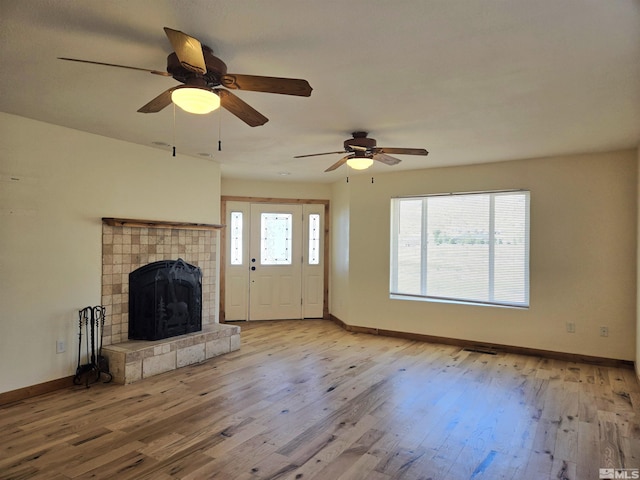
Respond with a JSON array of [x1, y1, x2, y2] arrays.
[[59, 27, 312, 127], [295, 131, 428, 171]]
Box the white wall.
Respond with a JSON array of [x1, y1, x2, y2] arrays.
[[0, 113, 221, 393], [332, 150, 637, 360]]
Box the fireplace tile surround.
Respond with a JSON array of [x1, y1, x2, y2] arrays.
[[101, 222, 218, 346], [100, 219, 239, 384]]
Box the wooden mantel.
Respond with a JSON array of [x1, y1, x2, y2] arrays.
[[102, 217, 224, 231]]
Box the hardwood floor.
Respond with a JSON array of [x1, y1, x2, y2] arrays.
[[1, 320, 639, 480]]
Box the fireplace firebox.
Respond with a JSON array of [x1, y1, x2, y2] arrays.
[[129, 258, 202, 341]]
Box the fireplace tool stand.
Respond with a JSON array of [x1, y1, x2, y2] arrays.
[[73, 305, 113, 387]]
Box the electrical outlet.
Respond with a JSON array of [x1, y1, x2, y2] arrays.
[[56, 340, 66, 353], [599, 326, 609, 337], [566, 322, 576, 333]]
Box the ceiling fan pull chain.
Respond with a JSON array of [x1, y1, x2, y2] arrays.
[[218, 108, 222, 151], [172, 103, 177, 157], [371, 177, 374, 184], [346, 176, 349, 183]]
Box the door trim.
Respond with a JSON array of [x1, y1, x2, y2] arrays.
[[220, 196, 330, 322]]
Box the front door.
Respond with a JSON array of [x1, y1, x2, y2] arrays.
[[224, 200, 325, 321], [249, 204, 303, 320]]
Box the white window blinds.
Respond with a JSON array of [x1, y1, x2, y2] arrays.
[[390, 190, 530, 308]]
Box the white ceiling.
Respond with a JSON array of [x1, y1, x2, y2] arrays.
[[1, 0, 639, 183]]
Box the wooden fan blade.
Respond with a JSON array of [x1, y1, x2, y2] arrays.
[[377, 147, 429, 156], [58, 57, 170, 76], [373, 153, 402, 166], [163, 27, 206, 74], [294, 151, 347, 158], [222, 74, 312, 97], [137, 87, 176, 113], [325, 156, 351, 172], [217, 90, 268, 127]]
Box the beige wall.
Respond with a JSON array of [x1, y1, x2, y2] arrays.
[[0, 113, 221, 393], [332, 150, 637, 360], [330, 180, 350, 320], [221, 178, 331, 200], [637, 146, 640, 377]]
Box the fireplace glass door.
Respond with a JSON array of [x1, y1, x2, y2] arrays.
[[129, 259, 202, 340]]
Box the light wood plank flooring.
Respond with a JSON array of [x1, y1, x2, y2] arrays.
[[1, 320, 639, 480]]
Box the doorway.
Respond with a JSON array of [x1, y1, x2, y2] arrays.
[[221, 198, 328, 321]]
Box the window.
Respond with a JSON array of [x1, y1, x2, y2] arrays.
[[390, 190, 530, 308], [230, 211, 243, 265], [308, 213, 320, 265], [260, 213, 293, 265]]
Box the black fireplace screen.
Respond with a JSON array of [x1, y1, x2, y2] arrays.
[[129, 258, 202, 341]]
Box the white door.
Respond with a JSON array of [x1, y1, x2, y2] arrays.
[[224, 201, 324, 321], [249, 204, 303, 320]]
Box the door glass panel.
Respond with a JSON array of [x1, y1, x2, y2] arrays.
[[261, 213, 292, 265], [308, 213, 320, 265], [230, 211, 243, 265]]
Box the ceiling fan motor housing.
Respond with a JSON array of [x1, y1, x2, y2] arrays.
[[166, 46, 228, 88], [345, 131, 376, 157]]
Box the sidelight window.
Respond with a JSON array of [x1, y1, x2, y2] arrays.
[[308, 213, 320, 265], [230, 211, 243, 265]]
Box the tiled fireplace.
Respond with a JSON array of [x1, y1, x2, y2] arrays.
[[100, 218, 240, 384]]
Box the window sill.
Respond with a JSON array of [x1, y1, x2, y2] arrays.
[[389, 293, 529, 310]]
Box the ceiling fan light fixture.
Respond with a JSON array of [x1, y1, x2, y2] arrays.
[[171, 86, 220, 114], [346, 157, 374, 170]]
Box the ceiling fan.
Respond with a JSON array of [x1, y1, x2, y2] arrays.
[[294, 131, 428, 171], [59, 27, 312, 127]]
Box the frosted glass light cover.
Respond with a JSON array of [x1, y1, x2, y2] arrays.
[[346, 157, 374, 170], [172, 87, 220, 114]]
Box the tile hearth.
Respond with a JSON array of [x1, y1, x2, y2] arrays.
[[102, 323, 240, 384]]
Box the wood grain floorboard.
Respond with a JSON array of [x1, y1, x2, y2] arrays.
[[0, 319, 638, 480]]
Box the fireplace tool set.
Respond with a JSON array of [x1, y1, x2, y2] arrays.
[[73, 305, 112, 387]]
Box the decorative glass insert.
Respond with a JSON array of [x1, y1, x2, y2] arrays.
[[308, 214, 320, 265], [230, 211, 243, 265], [261, 213, 292, 265]]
